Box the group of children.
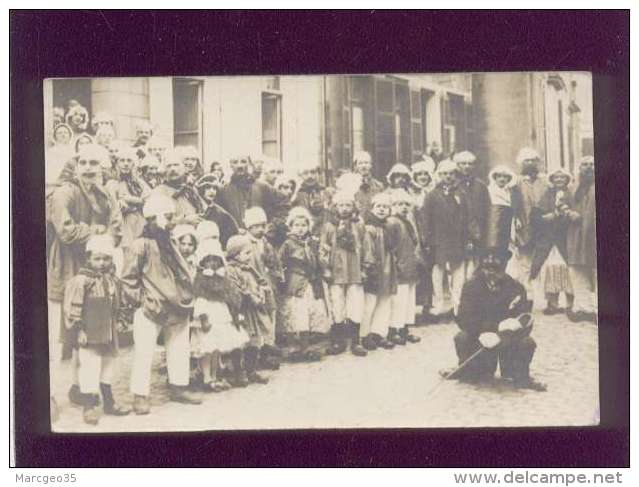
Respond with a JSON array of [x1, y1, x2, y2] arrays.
[[48, 106, 596, 426]]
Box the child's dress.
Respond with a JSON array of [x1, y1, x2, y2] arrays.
[[278, 234, 330, 334]]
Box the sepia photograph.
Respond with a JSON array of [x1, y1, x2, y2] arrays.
[[42, 71, 599, 433]]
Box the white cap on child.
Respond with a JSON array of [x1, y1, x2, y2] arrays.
[[86, 234, 115, 257], [244, 207, 268, 228]]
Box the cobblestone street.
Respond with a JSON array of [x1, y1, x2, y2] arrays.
[[52, 312, 599, 432]]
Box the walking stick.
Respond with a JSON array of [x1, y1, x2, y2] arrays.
[[425, 310, 534, 397]]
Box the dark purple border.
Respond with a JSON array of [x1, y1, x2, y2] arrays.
[[10, 10, 629, 467]]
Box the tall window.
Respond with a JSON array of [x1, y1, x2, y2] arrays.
[[262, 92, 282, 159], [173, 78, 203, 153]]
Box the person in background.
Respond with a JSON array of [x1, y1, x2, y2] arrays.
[[224, 234, 272, 385], [190, 238, 249, 392], [145, 135, 170, 164], [352, 151, 385, 215], [566, 156, 597, 323], [418, 159, 469, 319], [178, 145, 205, 185], [95, 124, 116, 150], [319, 187, 372, 357], [209, 161, 225, 185], [249, 154, 265, 182], [444, 247, 546, 391], [132, 120, 154, 159], [386, 163, 412, 192], [91, 111, 115, 135], [121, 194, 202, 415], [386, 189, 422, 345], [278, 206, 328, 362], [486, 165, 517, 252], [216, 155, 287, 230], [360, 193, 397, 351], [409, 157, 436, 208], [138, 152, 163, 190], [292, 164, 331, 237], [196, 174, 239, 248], [454, 151, 491, 281], [511, 148, 547, 297], [151, 150, 203, 226], [62, 234, 131, 425], [65, 103, 90, 136], [46, 124, 76, 188], [426, 141, 445, 165], [172, 224, 198, 269], [105, 146, 151, 247], [530, 168, 575, 315], [244, 207, 283, 369], [261, 157, 284, 187], [53, 106, 66, 129]]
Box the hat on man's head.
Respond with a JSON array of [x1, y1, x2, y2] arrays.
[[225, 234, 252, 260], [516, 147, 541, 165], [143, 193, 176, 218], [453, 151, 477, 164], [244, 207, 268, 228], [86, 234, 116, 258], [478, 246, 513, 263]]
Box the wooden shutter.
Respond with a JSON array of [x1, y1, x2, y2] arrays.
[[373, 76, 396, 180]]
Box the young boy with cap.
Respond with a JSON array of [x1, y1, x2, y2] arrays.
[[63, 234, 130, 425]]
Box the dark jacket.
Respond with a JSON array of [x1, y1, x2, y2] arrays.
[[202, 202, 240, 247], [63, 267, 120, 352], [418, 184, 469, 266], [566, 181, 596, 268], [457, 176, 491, 249], [362, 213, 398, 295], [511, 175, 547, 251], [216, 176, 286, 228], [529, 186, 574, 279], [354, 177, 385, 216], [292, 180, 331, 236], [457, 272, 528, 339], [386, 215, 419, 284], [278, 234, 324, 299]]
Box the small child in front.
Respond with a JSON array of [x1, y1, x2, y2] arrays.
[[319, 188, 373, 357], [63, 234, 130, 425]]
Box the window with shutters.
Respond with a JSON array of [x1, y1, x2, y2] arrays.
[[262, 92, 282, 159], [173, 78, 203, 157]]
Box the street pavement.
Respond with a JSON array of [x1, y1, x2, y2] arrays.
[[51, 312, 599, 432]]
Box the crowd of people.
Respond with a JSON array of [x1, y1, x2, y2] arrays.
[[45, 103, 597, 426]]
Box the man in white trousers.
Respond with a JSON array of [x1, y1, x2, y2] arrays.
[[120, 194, 202, 415]]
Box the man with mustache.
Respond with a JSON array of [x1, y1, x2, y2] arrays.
[[216, 155, 287, 231], [352, 151, 385, 216], [47, 143, 120, 419], [446, 247, 546, 391], [150, 149, 204, 227], [566, 156, 597, 323]]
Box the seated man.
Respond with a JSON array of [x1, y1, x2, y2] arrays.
[[445, 247, 546, 391]]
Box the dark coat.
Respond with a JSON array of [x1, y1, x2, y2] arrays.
[[47, 180, 119, 301], [386, 215, 419, 284], [529, 186, 574, 279], [216, 177, 286, 228], [418, 184, 469, 266], [354, 177, 385, 216], [566, 181, 596, 268], [63, 267, 120, 353], [362, 214, 398, 295], [511, 176, 547, 251], [278, 235, 324, 299], [202, 202, 240, 248], [457, 272, 528, 339], [457, 176, 491, 249], [292, 180, 331, 236]]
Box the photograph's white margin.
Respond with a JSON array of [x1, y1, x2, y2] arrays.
[[3, 2, 635, 483]]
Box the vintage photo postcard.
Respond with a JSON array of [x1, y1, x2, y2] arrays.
[[43, 72, 598, 433]]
